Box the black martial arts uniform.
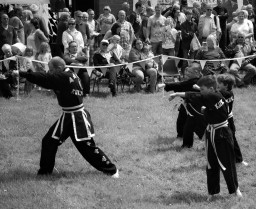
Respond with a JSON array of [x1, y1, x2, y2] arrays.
[[220, 89, 243, 163], [185, 91, 238, 195], [164, 78, 206, 147], [19, 69, 117, 175]]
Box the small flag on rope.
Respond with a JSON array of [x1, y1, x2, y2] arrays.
[[237, 58, 243, 67], [126, 63, 133, 73], [100, 67, 108, 76], [140, 61, 146, 70], [87, 68, 93, 77], [162, 55, 168, 65], [199, 60, 207, 69]]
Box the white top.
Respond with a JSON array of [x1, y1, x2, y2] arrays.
[[162, 26, 178, 49], [108, 43, 123, 59], [148, 15, 166, 43], [62, 29, 84, 53]]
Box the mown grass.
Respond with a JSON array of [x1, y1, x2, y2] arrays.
[[0, 86, 256, 209]]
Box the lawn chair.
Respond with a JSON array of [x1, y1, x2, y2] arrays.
[[159, 58, 181, 82]]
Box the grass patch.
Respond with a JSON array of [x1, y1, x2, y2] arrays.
[[0, 87, 256, 209]]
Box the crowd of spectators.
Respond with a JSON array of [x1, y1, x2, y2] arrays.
[[0, 0, 256, 99]]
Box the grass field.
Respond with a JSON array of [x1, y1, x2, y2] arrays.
[[0, 86, 256, 209]]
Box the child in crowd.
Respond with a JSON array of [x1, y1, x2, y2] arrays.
[[162, 17, 180, 56], [141, 44, 158, 70], [36, 42, 52, 73], [22, 47, 35, 94], [108, 35, 124, 62], [169, 75, 243, 200], [216, 74, 248, 166]]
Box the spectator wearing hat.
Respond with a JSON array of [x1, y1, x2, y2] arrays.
[[98, 6, 116, 43], [198, 4, 221, 44], [29, 4, 49, 38], [213, 0, 228, 51], [0, 13, 18, 60], [93, 39, 121, 96]]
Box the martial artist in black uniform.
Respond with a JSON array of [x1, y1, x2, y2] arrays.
[[15, 57, 119, 177], [216, 74, 247, 165], [168, 75, 242, 199]]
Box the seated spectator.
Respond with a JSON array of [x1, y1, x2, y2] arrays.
[[93, 39, 121, 96], [225, 32, 256, 87], [195, 34, 226, 75], [64, 41, 90, 97], [129, 38, 157, 93], [107, 35, 124, 63], [0, 44, 17, 99]]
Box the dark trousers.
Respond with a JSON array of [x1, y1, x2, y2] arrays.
[[228, 117, 243, 163], [0, 77, 13, 98], [182, 114, 206, 147], [176, 104, 187, 138], [206, 127, 238, 195], [77, 69, 90, 95], [38, 120, 117, 175]]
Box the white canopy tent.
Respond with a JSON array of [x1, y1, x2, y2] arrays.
[[0, 0, 49, 3]]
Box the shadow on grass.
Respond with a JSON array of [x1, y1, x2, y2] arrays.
[[161, 191, 209, 205], [149, 136, 182, 152], [0, 169, 103, 183]]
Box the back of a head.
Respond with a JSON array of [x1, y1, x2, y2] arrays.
[[59, 12, 70, 21], [30, 18, 40, 29], [49, 57, 66, 70], [217, 74, 235, 90], [197, 75, 217, 89]]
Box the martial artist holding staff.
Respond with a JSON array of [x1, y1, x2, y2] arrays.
[[14, 57, 119, 178]]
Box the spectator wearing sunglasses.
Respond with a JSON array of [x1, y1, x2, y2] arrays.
[[74, 10, 90, 47], [198, 4, 221, 44], [62, 18, 84, 54], [225, 32, 256, 87], [98, 6, 116, 42]]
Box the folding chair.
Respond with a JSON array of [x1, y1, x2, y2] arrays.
[[159, 58, 181, 82]]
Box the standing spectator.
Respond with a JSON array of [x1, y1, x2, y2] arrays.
[[21, 10, 33, 45], [98, 6, 116, 42], [246, 4, 256, 39], [87, 9, 101, 65], [146, 5, 166, 55], [129, 2, 143, 38], [162, 18, 179, 56], [75, 10, 90, 46], [192, 2, 201, 25], [9, 7, 25, 44], [27, 18, 49, 56], [62, 18, 84, 54], [213, 0, 228, 51], [0, 13, 18, 59], [55, 12, 70, 58], [198, 4, 221, 44], [200, 2, 207, 15], [36, 42, 52, 73], [140, 6, 154, 42], [116, 10, 134, 61], [29, 4, 49, 38], [104, 22, 122, 41], [230, 10, 254, 43], [181, 9, 198, 73], [82, 12, 89, 23], [121, 2, 131, 21]]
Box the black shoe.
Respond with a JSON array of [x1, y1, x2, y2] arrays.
[[37, 169, 51, 176]]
